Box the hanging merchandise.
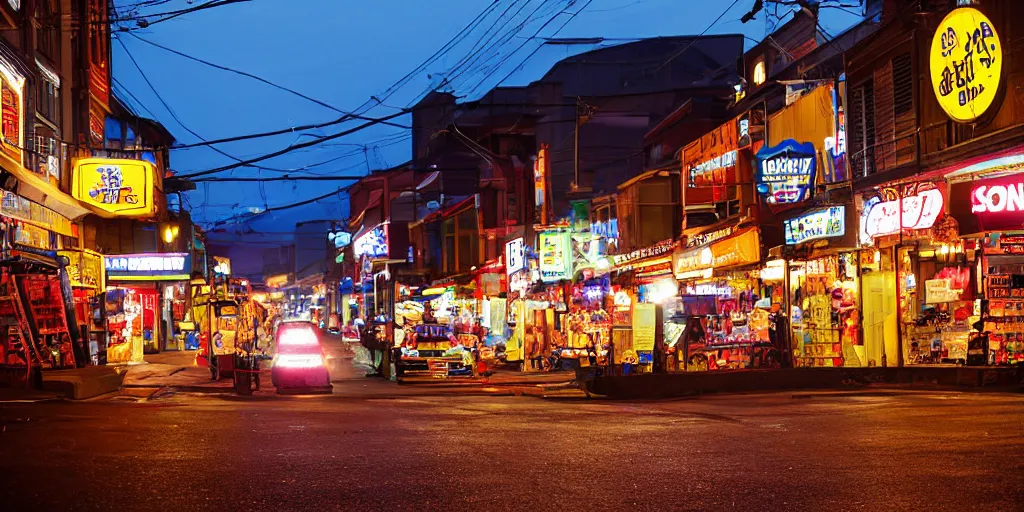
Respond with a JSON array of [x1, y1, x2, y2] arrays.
[[678, 271, 777, 371], [790, 254, 860, 367]]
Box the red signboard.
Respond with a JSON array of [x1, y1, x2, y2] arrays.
[[971, 175, 1024, 231]]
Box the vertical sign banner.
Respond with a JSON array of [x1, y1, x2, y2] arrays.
[[534, 144, 549, 224], [930, 7, 1002, 123], [538, 231, 571, 282], [505, 237, 525, 276], [632, 303, 657, 352]]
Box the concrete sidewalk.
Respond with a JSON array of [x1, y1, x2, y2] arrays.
[[40, 365, 127, 400], [122, 364, 235, 393], [398, 370, 576, 387], [585, 365, 1024, 399]]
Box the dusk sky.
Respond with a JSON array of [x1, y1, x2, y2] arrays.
[[110, 0, 860, 246]]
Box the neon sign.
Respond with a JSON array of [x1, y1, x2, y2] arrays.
[[784, 206, 846, 245], [353, 224, 389, 259], [755, 139, 817, 204], [590, 218, 618, 239], [105, 253, 190, 281], [973, 180, 1024, 213], [970, 176, 1024, 230], [861, 186, 944, 241], [611, 239, 674, 267], [73, 158, 156, 217], [538, 231, 571, 282]]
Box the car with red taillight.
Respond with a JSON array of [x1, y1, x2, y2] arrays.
[[271, 320, 332, 394]]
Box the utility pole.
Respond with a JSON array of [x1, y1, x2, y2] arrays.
[[571, 98, 594, 194]]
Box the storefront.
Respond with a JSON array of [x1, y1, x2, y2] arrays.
[[775, 204, 866, 367], [0, 191, 81, 382], [58, 248, 106, 363], [950, 171, 1024, 366], [671, 227, 774, 371], [603, 239, 675, 370], [104, 252, 191, 362], [858, 181, 967, 366]]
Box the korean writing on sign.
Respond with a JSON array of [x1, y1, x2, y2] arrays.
[[930, 7, 1002, 123], [685, 227, 733, 248], [0, 190, 73, 236], [73, 159, 156, 217], [755, 139, 817, 205], [784, 206, 846, 246]]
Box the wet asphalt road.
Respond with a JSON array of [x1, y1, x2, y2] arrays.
[[0, 385, 1022, 511]]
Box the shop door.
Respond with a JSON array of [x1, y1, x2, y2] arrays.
[[861, 270, 897, 367], [133, 288, 161, 354]]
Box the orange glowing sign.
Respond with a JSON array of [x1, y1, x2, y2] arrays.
[[534, 144, 549, 224], [73, 158, 156, 217]]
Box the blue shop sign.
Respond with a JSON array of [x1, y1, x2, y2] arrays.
[[784, 206, 846, 246], [755, 139, 817, 205]]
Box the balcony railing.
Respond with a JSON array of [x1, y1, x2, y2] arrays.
[[848, 130, 919, 183]]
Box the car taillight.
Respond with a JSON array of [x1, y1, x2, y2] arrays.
[[274, 354, 325, 368]]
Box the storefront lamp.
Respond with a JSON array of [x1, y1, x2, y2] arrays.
[[163, 225, 180, 244]]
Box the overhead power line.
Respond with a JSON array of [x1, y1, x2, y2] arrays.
[[654, 0, 742, 72], [471, 0, 594, 96], [112, 0, 252, 31], [124, 31, 408, 130], [163, 1, 501, 183], [171, 111, 405, 149], [190, 175, 363, 183], [206, 186, 350, 228], [113, 34, 256, 166], [174, 109, 409, 179]]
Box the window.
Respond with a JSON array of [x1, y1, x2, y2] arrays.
[[752, 57, 766, 86], [0, 74, 22, 164], [36, 75, 58, 125], [104, 117, 122, 148], [34, 133, 59, 182], [892, 53, 913, 116], [37, 0, 59, 61], [848, 80, 876, 178]]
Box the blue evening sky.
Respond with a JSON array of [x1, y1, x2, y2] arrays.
[[110, 0, 860, 246]]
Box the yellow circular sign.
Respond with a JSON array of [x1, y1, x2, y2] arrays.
[[929, 7, 1002, 123]]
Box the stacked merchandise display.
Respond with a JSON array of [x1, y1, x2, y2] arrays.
[[790, 255, 860, 367], [982, 236, 1024, 365], [681, 273, 775, 371]]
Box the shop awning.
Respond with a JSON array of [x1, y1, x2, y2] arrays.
[[6, 163, 92, 222], [673, 227, 761, 279]]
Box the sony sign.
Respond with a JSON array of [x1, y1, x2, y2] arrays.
[[968, 176, 1024, 231], [972, 181, 1024, 213]]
